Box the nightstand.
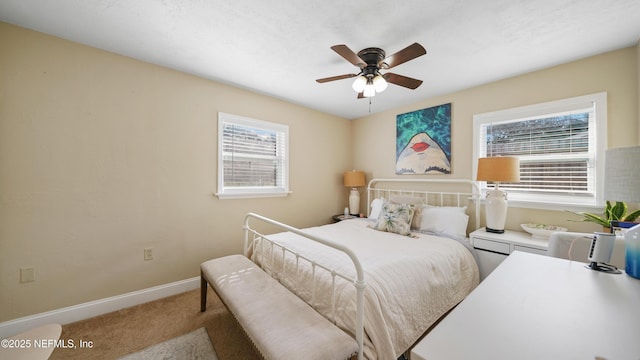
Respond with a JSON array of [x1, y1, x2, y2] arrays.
[[332, 214, 359, 222], [470, 228, 549, 281]]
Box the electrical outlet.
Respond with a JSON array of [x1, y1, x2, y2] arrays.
[[20, 268, 35, 283], [144, 248, 153, 261]]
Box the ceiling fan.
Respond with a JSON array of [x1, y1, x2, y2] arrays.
[[316, 43, 426, 98]]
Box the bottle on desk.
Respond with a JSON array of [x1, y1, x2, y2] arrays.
[[625, 223, 640, 279]]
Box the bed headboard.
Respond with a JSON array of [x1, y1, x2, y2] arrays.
[[366, 178, 482, 233]]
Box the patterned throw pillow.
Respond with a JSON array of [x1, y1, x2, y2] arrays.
[[373, 200, 415, 236]]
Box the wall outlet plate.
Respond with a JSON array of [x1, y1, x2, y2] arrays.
[[20, 267, 35, 283], [144, 248, 153, 261]]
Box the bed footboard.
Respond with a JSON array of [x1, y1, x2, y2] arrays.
[[243, 212, 366, 360]]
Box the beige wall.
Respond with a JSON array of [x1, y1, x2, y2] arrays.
[[0, 23, 352, 321], [352, 46, 639, 234], [1, 20, 638, 322]]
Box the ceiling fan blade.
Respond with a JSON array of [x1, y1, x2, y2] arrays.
[[316, 73, 357, 83], [381, 43, 426, 69], [331, 45, 366, 68], [357, 92, 365, 99], [383, 73, 423, 89]]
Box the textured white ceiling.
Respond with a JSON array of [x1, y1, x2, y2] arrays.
[[1, 0, 639, 119]]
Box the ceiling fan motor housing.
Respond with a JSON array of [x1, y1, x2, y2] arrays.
[[358, 48, 386, 76]]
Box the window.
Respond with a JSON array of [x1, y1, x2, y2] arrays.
[[473, 92, 607, 209], [217, 112, 289, 199]]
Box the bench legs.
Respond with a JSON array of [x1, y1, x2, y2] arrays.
[[200, 271, 207, 312]]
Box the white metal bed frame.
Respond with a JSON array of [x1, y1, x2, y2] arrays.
[[367, 178, 481, 230], [242, 179, 481, 360]]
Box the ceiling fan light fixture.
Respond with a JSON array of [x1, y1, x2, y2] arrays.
[[363, 82, 376, 97], [352, 75, 367, 92], [373, 75, 388, 92]]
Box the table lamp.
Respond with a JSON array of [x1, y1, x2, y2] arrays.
[[476, 157, 520, 234], [344, 170, 365, 215], [604, 146, 640, 279]]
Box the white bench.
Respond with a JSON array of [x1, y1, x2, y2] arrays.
[[201, 254, 359, 360]]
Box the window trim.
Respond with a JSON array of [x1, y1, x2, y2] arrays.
[[472, 92, 607, 211], [216, 112, 290, 199]]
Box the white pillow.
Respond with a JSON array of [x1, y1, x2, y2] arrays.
[[368, 198, 383, 219], [424, 205, 467, 213], [419, 206, 469, 240]]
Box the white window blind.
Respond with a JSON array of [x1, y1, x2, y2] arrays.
[[473, 93, 607, 209], [217, 113, 289, 199]]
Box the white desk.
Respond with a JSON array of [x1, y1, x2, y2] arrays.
[[412, 251, 640, 360]]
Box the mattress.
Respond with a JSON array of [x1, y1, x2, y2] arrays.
[[252, 218, 479, 360]]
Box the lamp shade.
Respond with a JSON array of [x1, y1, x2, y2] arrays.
[[476, 157, 520, 183], [352, 75, 367, 93], [604, 146, 640, 202], [373, 75, 388, 92], [363, 83, 376, 98], [344, 170, 365, 187]]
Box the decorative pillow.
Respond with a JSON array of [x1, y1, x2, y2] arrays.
[[390, 196, 425, 229], [410, 206, 424, 230], [419, 206, 469, 240], [372, 200, 415, 236]]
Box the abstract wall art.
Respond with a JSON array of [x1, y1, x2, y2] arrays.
[[396, 103, 452, 174]]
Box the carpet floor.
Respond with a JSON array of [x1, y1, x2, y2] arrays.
[[49, 288, 261, 360], [117, 327, 217, 360]]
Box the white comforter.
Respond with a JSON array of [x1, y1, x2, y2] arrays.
[[252, 219, 479, 360]]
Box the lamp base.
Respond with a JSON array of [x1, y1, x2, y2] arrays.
[[349, 188, 360, 216], [485, 189, 508, 235]]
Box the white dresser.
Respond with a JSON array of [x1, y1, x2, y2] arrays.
[[470, 227, 548, 281]]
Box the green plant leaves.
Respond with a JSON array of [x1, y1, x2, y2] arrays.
[[568, 201, 639, 227]]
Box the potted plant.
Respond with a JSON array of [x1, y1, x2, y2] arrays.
[[568, 201, 640, 230]]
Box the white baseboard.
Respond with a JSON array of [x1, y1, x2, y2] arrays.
[[0, 276, 200, 339]]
